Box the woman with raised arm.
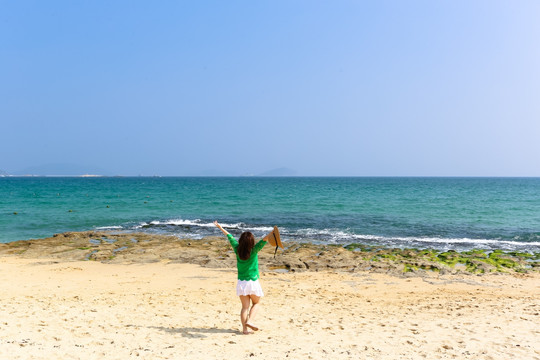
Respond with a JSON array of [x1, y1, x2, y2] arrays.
[[214, 220, 267, 335]]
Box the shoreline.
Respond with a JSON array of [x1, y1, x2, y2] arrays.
[[1, 231, 539, 276]]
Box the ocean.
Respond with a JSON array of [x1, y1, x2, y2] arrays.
[[1, 177, 539, 252]]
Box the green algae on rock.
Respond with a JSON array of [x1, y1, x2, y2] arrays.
[[0, 231, 538, 276]]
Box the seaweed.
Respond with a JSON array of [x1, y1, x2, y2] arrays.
[[341, 241, 538, 274]]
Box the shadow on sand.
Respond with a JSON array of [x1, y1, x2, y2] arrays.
[[149, 326, 240, 338]]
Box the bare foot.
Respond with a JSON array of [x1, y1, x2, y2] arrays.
[[243, 330, 254, 335], [246, 323, 259, 331]]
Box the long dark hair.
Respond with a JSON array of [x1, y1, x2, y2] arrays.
[[238, 231, 255, 260]]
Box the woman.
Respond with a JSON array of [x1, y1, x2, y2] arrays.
[[214, 221, 267, 335]]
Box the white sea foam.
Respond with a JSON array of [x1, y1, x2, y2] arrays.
[[130, 220, 539, 251], [349, 234, 540, 247], [161, 219, 243, 229], [135, 218, 273, 233], [293, 228, 540, 249], [176, 219, 274, 233], [95, 226, 123, 230]]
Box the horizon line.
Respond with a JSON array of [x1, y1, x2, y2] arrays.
[[2, 175, 540, 179]]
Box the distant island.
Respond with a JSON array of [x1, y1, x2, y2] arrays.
[[2, 164, 298, 177], [10, 163, 110, 177]]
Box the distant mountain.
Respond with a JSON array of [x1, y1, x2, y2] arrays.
[[13, 163, 111, 176], [0, 169, 9, 176], [197, 169, 241, 176], [194, 167, 297, 176], [257, 167, 297, 176]]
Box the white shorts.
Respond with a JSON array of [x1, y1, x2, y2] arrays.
[[236, 279, 264, 297]]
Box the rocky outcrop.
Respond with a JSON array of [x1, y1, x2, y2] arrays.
[[0, 231, 538, 277]]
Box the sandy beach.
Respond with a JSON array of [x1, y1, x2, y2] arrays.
[[1, 234, 539, 360]]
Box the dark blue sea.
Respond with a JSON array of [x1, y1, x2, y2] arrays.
[[1, 177, 539, 252]]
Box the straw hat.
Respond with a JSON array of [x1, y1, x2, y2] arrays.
[[264, 226, 283, 249]]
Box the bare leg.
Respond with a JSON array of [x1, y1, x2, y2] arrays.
[[246, 295, 261, 331], [239, 296, 252, 334]]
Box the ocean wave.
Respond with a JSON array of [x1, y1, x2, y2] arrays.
[[119, 218, 540, 252], [347, 234, 540, 247], [135, 218, 274, 233], [95, 225, 124, 230], [293, 228, 539, 247]]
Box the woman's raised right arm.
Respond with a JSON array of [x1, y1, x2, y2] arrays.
[[214, 221, 230, 236]]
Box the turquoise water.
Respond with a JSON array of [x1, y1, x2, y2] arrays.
[[1, 177, 539, 252]]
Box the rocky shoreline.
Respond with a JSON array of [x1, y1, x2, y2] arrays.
[[1, 231, 539, 277]]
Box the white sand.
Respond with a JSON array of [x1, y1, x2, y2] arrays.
[[0, 257, 539, 359]]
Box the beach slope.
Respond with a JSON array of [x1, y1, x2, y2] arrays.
[[0, 254, 539, 359]]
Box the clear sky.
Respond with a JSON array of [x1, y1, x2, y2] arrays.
[[1, 1, 539, 176]]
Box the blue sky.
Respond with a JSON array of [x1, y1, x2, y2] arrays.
[[1, 1, 539, 176]]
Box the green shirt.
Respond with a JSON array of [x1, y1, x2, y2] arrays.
[[227, 234, 267, 281]]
